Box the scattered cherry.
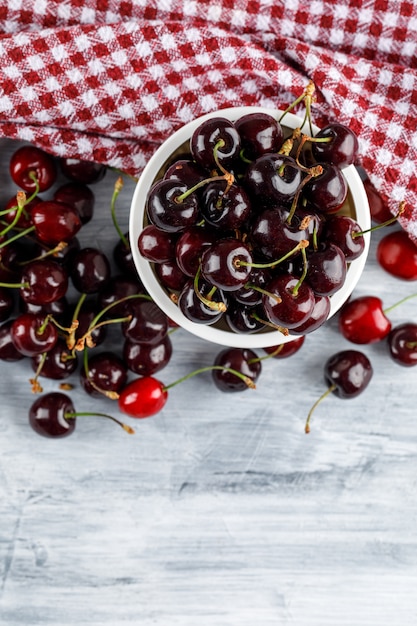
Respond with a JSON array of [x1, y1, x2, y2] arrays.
[[376, 229, 417, 281]]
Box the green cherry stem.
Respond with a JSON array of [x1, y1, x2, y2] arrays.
[[383, 292, 417, 316], [291, 247, 309, 297], [162, 365, 257, 392], [352, 201, 405, 238], [305, 384, 337, 434], [193, 266, 227, 312], [235, 239, 309, 271], [110, 176, 129, 249], [65, 410, 135, 434]]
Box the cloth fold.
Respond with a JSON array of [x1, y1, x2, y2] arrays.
[[0, 0, 416, 241]]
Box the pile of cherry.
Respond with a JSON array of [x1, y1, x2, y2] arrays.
[[0, 97, 416, 438]]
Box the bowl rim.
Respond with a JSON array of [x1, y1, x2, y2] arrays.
[[129, 106, 371, 348]]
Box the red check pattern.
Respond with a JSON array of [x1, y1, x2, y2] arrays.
[[0, 0, 416, 241]]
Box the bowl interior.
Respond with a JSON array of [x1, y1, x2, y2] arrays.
[[129, 107, 371, 348]]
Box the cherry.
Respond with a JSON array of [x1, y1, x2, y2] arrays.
[[60, 158, 107, 184], [190, 116, 241, 170], [311, 123, 359, 169], [177, 277, 227, 324], [31, 200, 82, 245], [323, 215, 365, 261], [225, 301, 266, 334], [0, 286, 14, 322], [305, 242, 347, 296], [212, 347, 262, 392], [19, 259, 69, 305], [10, 145, 57, 192], [31, 337, 79, 380], [80, 351, 128, 398], [155, 259, 188, 292], [175, 225, 216, 277], [244, 154, 303, 209], [387, 323, 417, 367], [250, 208, 309, 259], [71, 248, 111, 294], [262, 272, 315, 329], [164, 158, 208, 188], [200, 180, 251, 230], [146, 178, 200, 233], [305, 349, 373, 433], [123, 334, 173, 376], [376, 229, 417, 281], [54, 182, 95, 224], [290, 294, 330, 335], [234, 112, 283, 160], [98, 275, 144, 318], [118, 376, 168, 418], [200, 238, 253, 292], [121, 300, 168, 345], [10, 312, 58, 356], [0, 319, 26, 361], [1, 195, 42, 230], [302, 162, 348, 214], [338, 295, 391, 344], [29, 392, 133, 438], [138, 224, 177, 264]]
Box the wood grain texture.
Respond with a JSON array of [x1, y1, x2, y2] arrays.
[[1, 138, 416, 625]]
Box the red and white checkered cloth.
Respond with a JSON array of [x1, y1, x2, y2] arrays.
[[0, 0, 416, 242]]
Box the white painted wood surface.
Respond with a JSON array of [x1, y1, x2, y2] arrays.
[[1, 138, 417, 625]]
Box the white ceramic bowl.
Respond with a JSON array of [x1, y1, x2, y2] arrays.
[[129, 107, 371, 348]]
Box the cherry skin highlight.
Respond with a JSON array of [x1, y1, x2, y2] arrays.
[[118, 377, 168, 418]]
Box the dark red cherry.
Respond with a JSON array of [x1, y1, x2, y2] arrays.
[[0, 319, 26, 361], [323, 215, 365, 261], [98, 275, 144, 318], [164, 158, 208, 188], [123, 334, 173, 376], [71, 248, 111, 294], [305, 243, 347, 296], [2, 195, 43, 229], [200, 180, 251, 230], [250, 208, 308, 260], [387, 323, 417, 367], [154, 259, 188, 292], [290, 294, 330, 335], [54, 182, 95, 224], [177, 278, 227, 324], [225, 301, 266, 334], [71, 298, 107, 348], [234, 112, 283, 159], [31, 200, 82, 245], [324, 349, 373, 398], [302, 163, 348, 214], [10, 312, 58, 356], [138, 224, 177, 263], [146, 178, 199, 233], [212, 347, 261, 392], [20, 259, 69, 305], [122, 300, 168, 345], [80, 351, 128, 398], [190, 116, 241, 170], [200, 238, 253, 292], [31, 337, 79, 379], [29, 392, 76, 438], [0, 286, 14, 322], [244, 154, 303, 210], [60, 158, 106, 184], [175, 225, 216, 277], [262, 273, 315, 329], [311, 123, 359, 168], [10, 145, 57, 192]]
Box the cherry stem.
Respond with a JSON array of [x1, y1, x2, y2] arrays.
[[110, 176, 129, 249], [352, 201, 405, 238], [236, 239, 309, 270], [405, 341, 417, 349], [193, 266, 227, 312], [65, 411, 135, 435], [29, 351, 47, 394], [383, 292, 417, 315], [278, 128, 301, 156], [291, 247, 308, 297], [0, 224, 35, 249], [286, 165, 323, 224], [278, 81, 316, 135], [305, 384, 337, 434], [175, 172, 233, 203], [162, 365, 257, 392], [243, 283, 282, 304], [250, 311, 289, 335], [82, 346, 120, 400], [247, 344, 285, 364], [0, 280, 30, 289]]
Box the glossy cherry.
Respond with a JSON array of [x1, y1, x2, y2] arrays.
[[60, 158, 107, 184], [118, 376, 168, 418], [200, 238, 253, 292], [123, 334, 173, 376], [54, 182, 95, 224], [311, 123, 359, 169], [80, 351, 128, 398], [262, 273, 315, 329], [138, 224, 177, 264], [29, 392, 76, 438], [234, 112, 283, 159], [0, 319, 26, 361], [190, 116, 241, 170], [212, 347, 262, 392], [20, 259, 69, 305], [262, 335, 305, 358], [10, 312, 58, 356], [387, 323, 417, 367], [71, 248, 111, 294], [31, 200, 82, 245], [121, 300, 169, 344], [305, 349, 373, 433], [10, 145, 57, 192], [376, 229, 417, 281], [338, 295, 391, 344], [31, 337, 79, 380]]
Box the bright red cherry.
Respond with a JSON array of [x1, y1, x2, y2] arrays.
[[338, 295, 391, 344], [118, 376, 168, 418], [377, 229, 417, 281]]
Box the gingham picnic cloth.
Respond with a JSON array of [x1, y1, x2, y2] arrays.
[[0, 0, 416, 242]]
